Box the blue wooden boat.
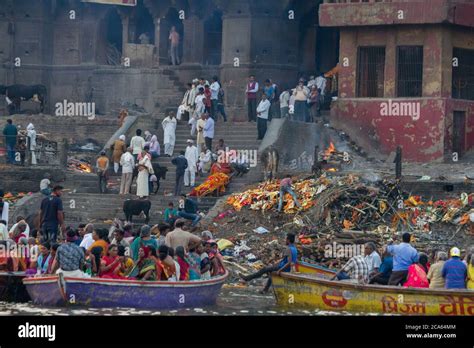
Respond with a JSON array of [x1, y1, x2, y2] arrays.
[[23, 271, 228, 309], [22, 275, 66, 306], [0, 271, 30, 302]]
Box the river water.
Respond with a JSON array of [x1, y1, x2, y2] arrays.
[[0, 284, 368, 316]]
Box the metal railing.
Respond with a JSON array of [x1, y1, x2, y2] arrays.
[[452, 47, 474, 101], [0, 135, 62, 166], [397, 46, 423, 97]]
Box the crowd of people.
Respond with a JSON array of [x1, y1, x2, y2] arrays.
[[331, 232, 474, 290], [0, 204, 226, 282]]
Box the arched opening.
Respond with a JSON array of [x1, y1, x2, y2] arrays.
[[204, 10, 223, 65], [106, 10, 123, 53], [97, 9, 123, 65], [129, 0, 155, 44], [164, 7, 183, 65]]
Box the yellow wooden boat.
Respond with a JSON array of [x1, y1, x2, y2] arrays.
[[271, 272, 474, 316], [295, 261, 336, 279]]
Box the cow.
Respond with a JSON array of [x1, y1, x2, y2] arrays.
[[261, 146, 279, 181], [123, 199, 151, 224], [131, 162, 168, 194], [0, 84, 47, 114]]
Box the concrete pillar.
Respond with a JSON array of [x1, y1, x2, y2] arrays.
[[121, 16, 129, 49], [183, 15, 204, 65], [338, 29, 357, 98], [384, 33, 396, 98]]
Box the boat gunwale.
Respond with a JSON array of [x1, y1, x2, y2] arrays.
[[0, 271, 27, 277], [275, 272, 474, 296], [23, 270, 229, 287]]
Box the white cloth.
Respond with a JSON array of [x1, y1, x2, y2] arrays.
[[130, 136, 145, 155], [184, 145, 199, 186], [315, 76, 327, 95], [9, 222, 30, 238], [80, 233, 94, 249], [27, 123, 37, 165], [56, 268, 91, 278], [194, 95, 206, 115], [364, 251, 382, 274], [203, 117, 215, 139], [257, 99, 271, 119], [185, 145, 199, 171], [162, 116, 177, 153], [0, 223, 8, 240], [198, 150, 212, 173], [1, 201, 9, 226], [120, 152, 135, 174], [279, 91, 290, 108], [137, 156, 153, 197], [168, 260, 181, 282], [210, 81, 220, 100], [40, 178, 51, 190]]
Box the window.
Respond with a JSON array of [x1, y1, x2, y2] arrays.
[[397, 46, 423, 97], [357, 47, 385, 97], [452, 48, 474, 100]]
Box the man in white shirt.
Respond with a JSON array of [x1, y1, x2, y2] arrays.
[[203, 113, 215, 152], [315, 73, 327, 96], [256, 94, 271, 140], [40, 173, 52, 196], [210, 76, 220, 121], [191, 88, 206, 136], [130, 129, 145, 161], [0, 220, 7, 240], [364, 242, 382, 276], [9, 217, 30, 239], [279, 87, 290, 118], [79, 223, 95, 250], [119, 147, 135, 195], [162, 113, 177, 156], [184, 139, 199, 187]]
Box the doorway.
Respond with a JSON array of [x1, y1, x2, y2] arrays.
[[452, 111, 466, 158]]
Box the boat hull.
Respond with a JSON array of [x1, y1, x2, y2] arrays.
[[23, 272, 228, 309], [64, 272, 228, 309], [272, 272, 474, 316], [23, 276, 66, 306], [0, 272, 30, 302]]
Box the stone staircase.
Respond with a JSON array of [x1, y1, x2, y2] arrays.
[[61, 192, 219, 230], [61, 119, 263, 229]]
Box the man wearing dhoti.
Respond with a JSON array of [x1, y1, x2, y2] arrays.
[[184, 139, 199, 187], [26, 123, 37, 165], [162, 113, 177, 157], [136, 149, 154, 198]]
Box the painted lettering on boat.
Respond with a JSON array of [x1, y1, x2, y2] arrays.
[[322, 290, 347, 308], [381, 295, 426, 314], [438, 296, 474, 316]]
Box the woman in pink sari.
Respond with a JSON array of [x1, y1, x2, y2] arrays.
[[99, 245, 125, 279], [403, 253, 429, 288]]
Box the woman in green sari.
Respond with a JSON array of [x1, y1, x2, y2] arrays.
[[128, 246, 156, 281]]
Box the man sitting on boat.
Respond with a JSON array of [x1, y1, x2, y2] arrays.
[[51, 229, 90, 278], [239, 233, 297, 294], [364, 242, 381, 278], [385, 232, 419, 286], [165, 219, 202, 252], [369, 249, 393, 285], [332, 254, 369, 284]]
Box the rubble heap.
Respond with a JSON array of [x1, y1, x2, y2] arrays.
[[215, 174, 474, 273]]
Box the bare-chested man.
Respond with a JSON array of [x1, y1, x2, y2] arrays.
[[165, 219, 201, 252]]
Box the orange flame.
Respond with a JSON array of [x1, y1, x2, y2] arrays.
[[326, 168, 338, 172], [324, 142, 336, 157]]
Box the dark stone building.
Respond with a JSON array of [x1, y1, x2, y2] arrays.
[[0, 0, 338, 120]]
